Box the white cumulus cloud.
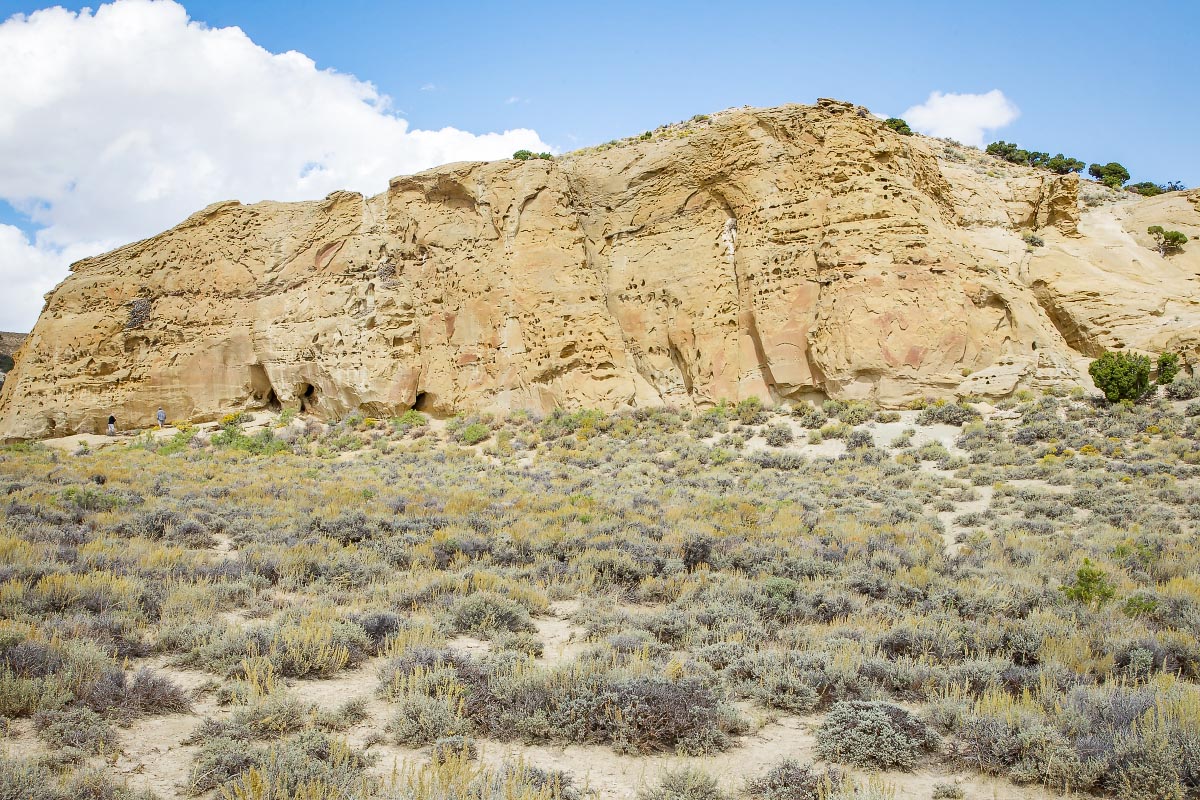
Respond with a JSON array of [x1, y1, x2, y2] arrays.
[[0, 225, 75, 330], [902, 90, 1020, 148], [0, 0, 551, 331]]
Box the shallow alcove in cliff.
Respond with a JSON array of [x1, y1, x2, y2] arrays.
[[249, 364, 282, 411]]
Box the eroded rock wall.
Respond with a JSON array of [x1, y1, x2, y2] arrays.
[[3, 100, 1197, 439]]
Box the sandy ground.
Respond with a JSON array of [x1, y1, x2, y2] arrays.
[[468, 718, 1074, 800], [736, 410, 973, 462], [208, 531, 238, 562], [535, 612, 591, 665], [38, 410, 282, 453]]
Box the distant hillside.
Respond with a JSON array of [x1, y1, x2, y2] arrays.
[[0, 332, 24, 374]]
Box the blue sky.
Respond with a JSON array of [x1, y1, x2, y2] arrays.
[[68, 0, 1200, 179], [2, 0, 1196, 181], [0, 0, 1196, 330]]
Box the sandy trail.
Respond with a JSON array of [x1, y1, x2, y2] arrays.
[[937, 484, 993, 554]]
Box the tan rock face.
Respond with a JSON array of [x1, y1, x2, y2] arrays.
[[1023, 190, 1200, 364], [2, 100, 1198, 439]]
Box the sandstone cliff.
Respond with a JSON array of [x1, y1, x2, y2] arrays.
[[3, 100, 1199, 439]]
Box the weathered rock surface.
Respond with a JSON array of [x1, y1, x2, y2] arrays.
[[1024, 190, 1200, 363], [2, 100, 1199, 439]]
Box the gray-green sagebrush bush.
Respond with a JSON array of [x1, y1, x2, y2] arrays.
[[639, 769, 727, 800], [744, 759, 845, 800], [0, 756, 158, 800], [815, 701, 940, 770], [188, 728, 374, 795], [378, 644, 742, 755]]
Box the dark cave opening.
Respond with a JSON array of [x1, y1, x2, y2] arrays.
[[299, 383, 318, 413]]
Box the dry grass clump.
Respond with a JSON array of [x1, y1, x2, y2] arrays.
[[380, 756, 581, 800]]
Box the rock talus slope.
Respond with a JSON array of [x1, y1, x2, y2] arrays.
[[2, 100, 1199, 438]]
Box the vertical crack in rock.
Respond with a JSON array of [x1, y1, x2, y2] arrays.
[[1029, 281, 1105, 357]]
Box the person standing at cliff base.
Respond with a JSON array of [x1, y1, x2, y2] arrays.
[[107, 415, 116, 436], [157, 407, 166, 428]]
